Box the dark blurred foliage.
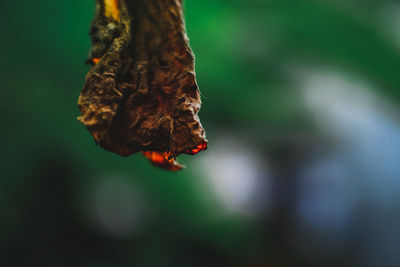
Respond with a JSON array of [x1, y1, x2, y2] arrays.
[[1, 0, 400, 266]]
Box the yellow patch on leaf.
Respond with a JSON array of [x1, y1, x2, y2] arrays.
[[104, 0, 120, 21]]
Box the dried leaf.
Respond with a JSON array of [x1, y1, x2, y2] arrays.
[[78, 0, 207, 170]]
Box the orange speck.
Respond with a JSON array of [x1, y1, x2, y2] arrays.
[[92, 57, 101, 65], [142, 151, 183, 171], [104, 0, 120, 21], [185, 142, 207, 155]]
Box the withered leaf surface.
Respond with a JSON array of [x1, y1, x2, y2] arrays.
[[78, 0, 207, 170]]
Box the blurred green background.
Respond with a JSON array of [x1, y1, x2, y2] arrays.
[[2, 0, 400, 266]]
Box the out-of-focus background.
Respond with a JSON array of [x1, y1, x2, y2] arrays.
[[1, 0, 400, 266]]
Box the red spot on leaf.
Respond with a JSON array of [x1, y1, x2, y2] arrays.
[[185, 142, 207, 155], [92, 57, 101, 65], [142, 151, 183, 171]]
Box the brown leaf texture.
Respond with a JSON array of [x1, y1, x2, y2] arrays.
[[78, 0, 207, 170]]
